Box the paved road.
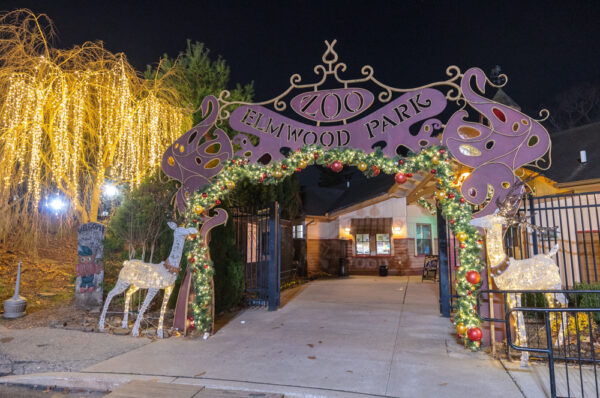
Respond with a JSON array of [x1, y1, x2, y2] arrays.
[[79, 276, 523, 397]]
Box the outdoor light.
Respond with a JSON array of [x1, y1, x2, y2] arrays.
[[103, 182, 119, 198], [393, 226, 401, 235], [344, 227, 351, 233], [580, 150, 587, 163], [46, 196, 67, 213]]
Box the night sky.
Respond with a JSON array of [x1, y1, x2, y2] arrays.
[[3, 0, 600, 114]]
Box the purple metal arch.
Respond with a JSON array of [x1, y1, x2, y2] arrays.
[[161, 68, 551, 219]]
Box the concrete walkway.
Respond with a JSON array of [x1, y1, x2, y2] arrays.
[[2, 276, 524, 397]]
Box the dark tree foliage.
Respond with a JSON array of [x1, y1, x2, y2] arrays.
[[546, 81, 600, 131], [209, 214, 244, 314], [145, 40, 254, 127], [229, 174, 302, 220], [103, 174, 179, 300]]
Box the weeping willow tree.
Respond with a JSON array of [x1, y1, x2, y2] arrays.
[[0, 10, 192, 243]]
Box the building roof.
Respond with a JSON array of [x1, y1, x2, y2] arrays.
[[543, 122, 600, 183], [492, 88, 521, 111], [300, 166, 395, 216]]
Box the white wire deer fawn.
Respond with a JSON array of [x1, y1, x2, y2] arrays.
[[99, 222, 197, 338], [470, 181, 567, 367]]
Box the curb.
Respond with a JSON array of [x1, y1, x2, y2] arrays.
[[0, 372, 390, 398]]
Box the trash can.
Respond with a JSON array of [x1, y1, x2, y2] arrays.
[[379, 263, 388, 277], [339, 257, 349, 277]]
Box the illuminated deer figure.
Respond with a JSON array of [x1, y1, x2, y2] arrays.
[[469, 182, 567, 367], [99, 222, 197, 338]]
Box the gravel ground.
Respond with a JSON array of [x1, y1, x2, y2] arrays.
[[0, 325, 152, 376]]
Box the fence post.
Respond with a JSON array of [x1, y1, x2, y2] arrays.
[[437, 203, 450, 317], [268, 202, 280, 311], [529, 195, 539, 255]]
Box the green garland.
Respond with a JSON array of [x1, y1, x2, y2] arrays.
[[417, 197, 436, 215], [184, 145, 484, 350]]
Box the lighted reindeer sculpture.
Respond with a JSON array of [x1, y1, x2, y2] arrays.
[[99, 222, 198, 338], [470, 182, 567, 367]]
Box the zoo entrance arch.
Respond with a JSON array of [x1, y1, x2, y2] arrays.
[[161, 40, 552, 351]]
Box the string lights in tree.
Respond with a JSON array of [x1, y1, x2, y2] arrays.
[[184, 144, 484, 350], [0, 10, 190, 239]]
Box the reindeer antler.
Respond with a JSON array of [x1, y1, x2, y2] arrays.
[[495, 175, 559, 235]]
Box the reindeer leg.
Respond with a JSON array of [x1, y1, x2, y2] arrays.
[[157, 286, 173, 339], [122, 285, 139, 329], [555, 293, 568, 347], [131, 288, 158, 337], [99, 280, 129, 331], [513, 293, 529, 367]]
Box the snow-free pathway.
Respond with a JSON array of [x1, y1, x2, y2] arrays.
[[78, 276, 523, 397]]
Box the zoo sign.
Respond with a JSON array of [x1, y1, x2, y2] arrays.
[[162, 40, 551, 218]]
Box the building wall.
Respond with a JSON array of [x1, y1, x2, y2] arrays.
[[306, 197, 438, 276]]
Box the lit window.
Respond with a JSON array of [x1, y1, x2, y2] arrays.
[[416, 224, 432, 255], [356, 233, 370, 255], [293, 224, 304, 239], [376, 234, 391, 255]]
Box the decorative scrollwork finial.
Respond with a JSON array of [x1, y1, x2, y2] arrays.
[[322, 39, 338, 72]]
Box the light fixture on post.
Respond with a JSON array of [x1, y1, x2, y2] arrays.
[[392, 226, 402, 236], [102, 182, 120, 198], [46, 195, 68, 215]]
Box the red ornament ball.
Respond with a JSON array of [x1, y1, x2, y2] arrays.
[[313, 152, 319, 159], [296, 168, 301, 172], [430, 169, 436, 174], [450, 219, 455, 224], [372, 166, 380, 176], [467, 327, 482, 342], [466, 270, 481, 284], [189, 257, 195, 263], [263, 173, 267, 178], [193, 219, 198, 223], [204, 264, 209, 269], [395, 172, 407, 184], [215, 199, 221, 205], [331, 160, 343, 173], [460, 197, 465, 203], [202, 193, 207, 198], [439, 149, 446, 154], [460, 243, 466, 249], [222, 186, 226, 191], [448, 193, 455, 199], [406, 173, 413, 178], [398, 159, 404, 165], [188, 316, 194, 321], [281, 164, 287, 170]]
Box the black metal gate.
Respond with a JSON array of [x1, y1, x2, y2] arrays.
[[231, 202, 280, 310]]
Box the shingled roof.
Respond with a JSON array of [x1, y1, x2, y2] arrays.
[[544, 122, 600, 183], [300, 166, 395, 216]]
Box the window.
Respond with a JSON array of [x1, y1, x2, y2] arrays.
[[356, 234, 370, 255], [293, 224, 304, 239], [416, 224, 432, 255], [376, 234, 391, 255]]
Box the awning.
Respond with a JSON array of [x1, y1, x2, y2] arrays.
[[351, 217, 392, 234]]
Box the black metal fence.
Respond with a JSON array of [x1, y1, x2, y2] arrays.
[[478, 289, 600, 398], [507, 192, 600, 287]]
